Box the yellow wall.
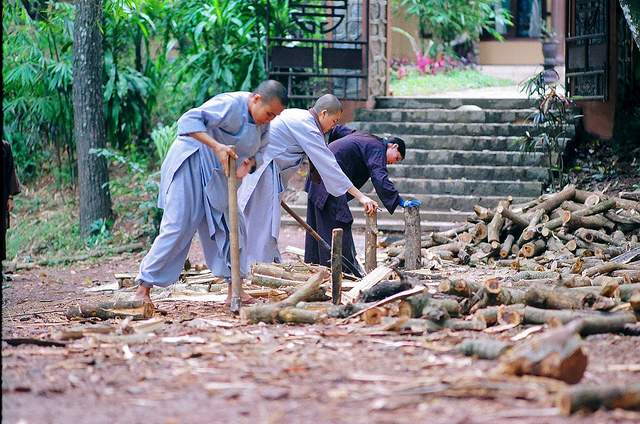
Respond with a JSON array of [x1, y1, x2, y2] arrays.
[[478, 40, 544, 65]]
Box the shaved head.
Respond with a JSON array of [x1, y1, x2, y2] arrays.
[[253, 80, 289, 108], [312, 94, 342, 116]]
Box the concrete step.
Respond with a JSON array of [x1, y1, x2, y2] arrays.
[[352, 121, 561, 137], [375, 97, 533, 110], [357, 190, 535, 211], [405, 149, 547, 167], [384, 177, 543, 197], [354, 108, 533, 124], [280, 203, 471, 232], [388, 164, 549, 181]]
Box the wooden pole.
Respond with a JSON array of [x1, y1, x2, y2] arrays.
[[227, 147, 242, 313], [331, 228, 343, 305], [365, 209, 377, 273], [404, 205, 421, 270]]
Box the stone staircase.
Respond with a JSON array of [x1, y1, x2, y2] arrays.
[[282, 96, 575, 232]]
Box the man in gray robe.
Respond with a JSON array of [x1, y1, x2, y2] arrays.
[[238, 94, 378, 265], [134, 80, 288, 306]]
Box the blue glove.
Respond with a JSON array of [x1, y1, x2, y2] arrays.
[[400, 199, 421, 208]]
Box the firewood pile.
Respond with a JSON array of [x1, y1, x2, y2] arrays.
[[235, 185, 640, 414]]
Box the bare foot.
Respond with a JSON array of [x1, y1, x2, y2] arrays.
[[133, 284, 152, 304]]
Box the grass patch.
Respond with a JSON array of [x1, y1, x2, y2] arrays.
[[390, 69, 517, 96]]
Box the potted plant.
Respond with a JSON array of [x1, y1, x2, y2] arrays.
[[540, 21, 560, 65], [519, 70, 576, 191]]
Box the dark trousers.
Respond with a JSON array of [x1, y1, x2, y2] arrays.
[[304, 202, 354, 269]]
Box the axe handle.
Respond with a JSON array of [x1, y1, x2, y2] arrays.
[[280, 200, 363, 278]]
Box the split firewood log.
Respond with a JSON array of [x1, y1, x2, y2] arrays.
[[556, 383, 640, 414], [66, 300, 154, 321], [495, 319, 587, 384], [250, 263, 313, 281]]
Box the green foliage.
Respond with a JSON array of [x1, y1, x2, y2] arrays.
[[518, 70, 575, 190], [88, 218, 115, 247], [151, 122, 178, 163], [395, 0, 511, 57], [167, 0, 267, 106], [3, 1, 76, 184]]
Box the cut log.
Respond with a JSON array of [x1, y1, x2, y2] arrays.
[[240, 269, 329, 324], [520, 239, 547, 258], [583, 262, 640, 278], [561, 212, 611, 232], [404, 205, 422, 270], [458, 338, 512, 359], [574, 228, 616, 245], [500, 234, 515, 258], [524, 284, 617, 311], [473, 205, 494, 222], [277, 307, 320, 324], [66, 300, 154, 321], [497, 205, 529, 229], [496, 318, 587, 384], [437, 278, 483, 298], [473, 222, 488, 242], [380, 317, 486, 333], [529, 184, 576, 214], [518, 305, 637, 335], [469, 278, 526, 312], [556, 383, 640, 414]]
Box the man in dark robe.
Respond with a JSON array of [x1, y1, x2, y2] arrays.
[[2, 140, 22, 263], [304, 125, 420, 269]]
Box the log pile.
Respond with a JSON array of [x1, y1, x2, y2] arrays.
[[385, 186, 640, 271]]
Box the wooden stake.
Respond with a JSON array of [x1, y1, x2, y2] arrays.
[[365, 209, 377, 273], [331, 228, 343, 305], [404, 205, 421, 270]]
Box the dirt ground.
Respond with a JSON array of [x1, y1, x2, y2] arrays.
[[2, 224, 640, 424]]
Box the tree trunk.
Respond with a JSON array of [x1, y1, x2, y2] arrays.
[[73, 0, 112, 238]]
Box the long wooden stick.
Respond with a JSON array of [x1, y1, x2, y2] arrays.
[[331, 228, 343, 305], [227, 147, 242, 313]]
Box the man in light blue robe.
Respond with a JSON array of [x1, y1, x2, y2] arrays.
[[238, 94, 378, 265], [134, 80, 288, 305]]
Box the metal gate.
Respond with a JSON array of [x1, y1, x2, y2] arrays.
[[566, 0, 610, 100], [266, 0, 369, 102]]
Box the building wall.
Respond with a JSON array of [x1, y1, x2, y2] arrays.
[[571, 0, 618, 140], [388, 1, 566, 66]]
